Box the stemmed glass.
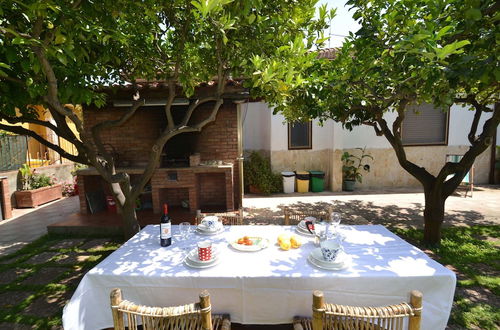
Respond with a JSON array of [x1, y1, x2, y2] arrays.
[[179, 222, 192, 253], [330, 212, 341, 236]]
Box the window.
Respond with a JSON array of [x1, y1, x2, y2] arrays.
[[402, 103, 449, 145], [288, 121, 312, 149]]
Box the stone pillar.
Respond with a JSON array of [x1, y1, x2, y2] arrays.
[[0, 177, 12, 219]]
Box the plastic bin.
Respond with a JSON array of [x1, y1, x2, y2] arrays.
[[281, 171, 295, 193], [310, 171, 325, 192], [295, 171, 310, 193]]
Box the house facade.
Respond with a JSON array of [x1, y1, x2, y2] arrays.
[[242, 101, 499, 191]]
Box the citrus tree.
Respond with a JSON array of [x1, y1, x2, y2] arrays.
[[252, 0, 499, 245], [0, 0, 330, 238]]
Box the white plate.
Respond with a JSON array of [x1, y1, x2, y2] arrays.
[[184, 256, 220, 269], [186, 248, 219, 265], [295, 226, 315, 237], [229, 237, 270, 252], [307, 254, 349, 271], [310, 248, 347, 267], [196, 226, 224, 235]]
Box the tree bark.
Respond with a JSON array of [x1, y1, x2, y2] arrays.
[[423, 186, 446, 245], [120, 200, 140, 240]]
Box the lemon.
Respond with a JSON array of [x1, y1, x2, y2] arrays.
[[277, 233, 291, 245], [280, 241, 291, 250], [290, 235, 302, 248]]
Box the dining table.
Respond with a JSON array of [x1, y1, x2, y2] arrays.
[[62, 224, 456, 330]]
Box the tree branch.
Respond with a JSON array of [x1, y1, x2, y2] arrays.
[[91, 100, 144, 165], [363, 121, 383, 136], [377, 116, 435, 187], [0, 123, 87, 164]]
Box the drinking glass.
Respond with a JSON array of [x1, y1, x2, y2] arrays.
[[330, 212, 341, 235], [179, 222, 192, 252]]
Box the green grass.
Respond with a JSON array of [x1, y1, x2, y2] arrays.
[[393, 225, 500, 329], [0, 233, 122, 329]]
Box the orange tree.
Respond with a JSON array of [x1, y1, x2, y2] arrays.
[[0, 0, 331, 238], [252, 0, 499, 245]]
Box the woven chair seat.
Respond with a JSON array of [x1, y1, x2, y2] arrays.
[[283, 207, 333, 226], [196, 209, 243, 226], [111, 289, 230, 330], [293, 290, 422, 330]]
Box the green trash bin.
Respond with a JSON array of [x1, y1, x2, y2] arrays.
[[309, 171, 325, 192]]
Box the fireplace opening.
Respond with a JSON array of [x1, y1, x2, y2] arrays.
[[197, 173, 226, 212], [161, 133, 199, 168]]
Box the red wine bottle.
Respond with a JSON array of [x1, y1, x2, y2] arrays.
[[160, 204, 172, 247]]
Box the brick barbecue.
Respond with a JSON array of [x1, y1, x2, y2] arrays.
[[77, 89, 242, 217]]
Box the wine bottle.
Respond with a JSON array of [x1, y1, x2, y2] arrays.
[[160, 203, 172, 247]]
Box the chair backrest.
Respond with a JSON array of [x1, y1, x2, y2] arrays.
[[312, 290, 422, 330], [445, 154, 474, 184], [110, 288, 213, 330], [283, 207, 333, 226], [196, 208, 244, 226]]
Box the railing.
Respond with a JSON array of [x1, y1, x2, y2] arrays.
[[0, 134, 28, 171], [0, 133, 78, 171]]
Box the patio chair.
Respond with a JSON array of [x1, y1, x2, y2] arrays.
[[196, 208, 244, 226], [110, 288, 231, 330], [445, 154, 474, 197], [283, 206, 333, 226], [293, 290, 422, 330]]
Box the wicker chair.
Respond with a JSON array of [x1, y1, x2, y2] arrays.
[[110, 288, 231, 330], [195, 208, 244, 226], [293, 290, 422, 330], [283, 207, 333, 226]]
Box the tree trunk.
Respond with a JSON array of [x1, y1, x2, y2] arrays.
[[121, 201, 140, 240], [423, 188, 446, 246]]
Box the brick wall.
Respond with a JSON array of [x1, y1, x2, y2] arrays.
[[83, 107, 165, 165], [197, 173, 226, 207]]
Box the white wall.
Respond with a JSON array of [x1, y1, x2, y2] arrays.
[[448, 104, 493, 146], [269, 112, 335, 151], [242, 102, 271, 151]]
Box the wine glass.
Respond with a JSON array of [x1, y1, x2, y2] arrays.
[[179, 222, 192, 252], [330, 212, 341, 235]]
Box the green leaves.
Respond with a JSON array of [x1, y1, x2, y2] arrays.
[[435, 40, 471, 60], [191, 0, 233, 17]]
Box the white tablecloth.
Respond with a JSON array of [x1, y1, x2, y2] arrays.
[[63, 225, 456, 329]]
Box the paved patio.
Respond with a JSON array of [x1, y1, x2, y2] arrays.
[[1, 185, 499, 256]]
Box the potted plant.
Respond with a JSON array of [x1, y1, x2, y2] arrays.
[[14, 165, 62, 207], [243, 151, 282, 194], [341, 147, 373, 191]]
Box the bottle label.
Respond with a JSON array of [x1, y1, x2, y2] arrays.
[[160, 223, 171, 239]]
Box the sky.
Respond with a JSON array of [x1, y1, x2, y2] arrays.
[[317, 0, 361, 47]]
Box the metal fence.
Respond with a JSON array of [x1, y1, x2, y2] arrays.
[[0, 133, 77, 171], [0, 134, 28, 171]]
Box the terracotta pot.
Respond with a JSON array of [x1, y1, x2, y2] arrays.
[[14, 184, 62, 208], [249, 185, 263, 194]]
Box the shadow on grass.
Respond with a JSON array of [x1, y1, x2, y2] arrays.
[[244, 200, 487, 230]]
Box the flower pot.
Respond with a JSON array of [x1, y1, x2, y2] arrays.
[[343, 180, 356, 192], [14, 184, 63, 208], [249, 185, 263, 194]]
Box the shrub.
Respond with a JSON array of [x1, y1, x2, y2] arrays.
[[243, 151, 282, 194], [18, 164, 56, 190]]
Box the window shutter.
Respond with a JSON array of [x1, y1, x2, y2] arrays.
[[402, 103, 448, 145]]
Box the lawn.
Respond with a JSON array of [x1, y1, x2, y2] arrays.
[[0, 226, 498, 329]]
